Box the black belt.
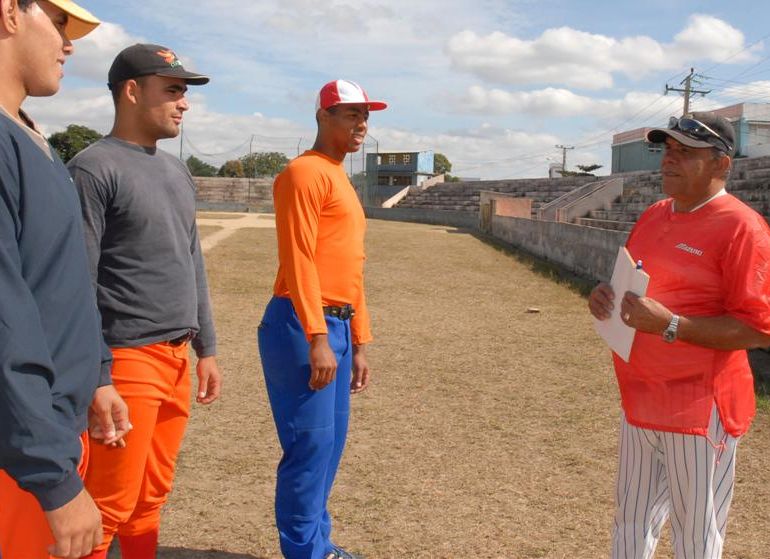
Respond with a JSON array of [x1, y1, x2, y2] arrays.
[[323, 305, 355, 320], [167, 330, 195, 346]]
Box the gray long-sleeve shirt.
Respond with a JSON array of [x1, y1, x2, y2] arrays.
[[0, 109, 110, 510], [68, 136, 216, 357]]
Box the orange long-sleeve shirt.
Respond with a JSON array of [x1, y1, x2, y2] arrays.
[[272, 150, 372, 344]]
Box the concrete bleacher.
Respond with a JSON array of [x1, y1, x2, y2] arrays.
[[398, 155, 770, 232], [395, 176, 599, 216], [577, 155, 770, 231], [575, 172, 664, 231]]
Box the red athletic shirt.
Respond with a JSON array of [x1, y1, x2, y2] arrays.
[[272, 150, 372, 345], [614, 194, 770, 437]]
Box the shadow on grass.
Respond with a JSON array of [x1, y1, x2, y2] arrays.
[[468, 230, 597, 296], [748, 348, 770, 400], [157, 549, 265, 559], [108, 546, 265, 559]]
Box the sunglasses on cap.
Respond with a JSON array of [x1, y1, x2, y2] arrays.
[[668, 116, 733, 153]]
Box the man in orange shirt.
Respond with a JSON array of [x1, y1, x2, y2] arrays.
[[258, 79, 386, 559], [589, 111, 770, 558]]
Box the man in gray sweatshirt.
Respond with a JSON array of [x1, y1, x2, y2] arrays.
[[68, 43, 221, 558]]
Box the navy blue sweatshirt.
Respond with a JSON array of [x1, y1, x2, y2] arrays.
[[0, 109, 110, 510]]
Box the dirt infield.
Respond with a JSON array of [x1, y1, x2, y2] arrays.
[[152, 217, 769, 558]]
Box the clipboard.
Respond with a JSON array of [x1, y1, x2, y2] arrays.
[[593, 246, 650, 362]]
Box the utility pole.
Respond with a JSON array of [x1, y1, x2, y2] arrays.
[[665, 68, 711, 116], [248, 134, 254, 204], [555, 144, 574, 173]]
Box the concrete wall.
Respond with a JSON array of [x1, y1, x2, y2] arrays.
[[367, 203, 626, 282], [479, 191, 532, 218], [490, 215, 628, 281], [194, 176, 274, 211], [365, 206, 479, 230]]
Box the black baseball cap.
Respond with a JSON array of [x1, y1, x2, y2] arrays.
[[646, 111, 735, 156], [108, 43, 210, 89]]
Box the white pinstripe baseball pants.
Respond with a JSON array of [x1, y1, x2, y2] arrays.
[[611, 406, 739, 559]]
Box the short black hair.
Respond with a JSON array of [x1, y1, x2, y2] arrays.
[[109, 76, 149, 106], [315, 105, 339, 125], [110, 79, 127, 105]]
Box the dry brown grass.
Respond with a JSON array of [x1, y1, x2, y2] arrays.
[[156, 219, 769, 559], [198, 225, 223, 238], [198, 212, 248, 220]]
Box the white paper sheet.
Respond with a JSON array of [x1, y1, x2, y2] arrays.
[[593, 246, 650, 362]]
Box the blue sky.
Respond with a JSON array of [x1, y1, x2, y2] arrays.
[[26, 0, 770, 179]]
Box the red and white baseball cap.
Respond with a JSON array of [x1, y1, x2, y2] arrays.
[[316, 80, 388, 112]]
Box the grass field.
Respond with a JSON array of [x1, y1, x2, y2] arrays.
[[151, 217, 769, 558]]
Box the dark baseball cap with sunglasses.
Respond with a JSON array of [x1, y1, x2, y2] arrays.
[[646, 111, 735, 156]]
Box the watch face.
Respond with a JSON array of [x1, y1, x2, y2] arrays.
[[663, 329, 675, 343]]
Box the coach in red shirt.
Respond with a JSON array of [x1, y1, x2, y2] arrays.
[[589, 111, 770, 559]]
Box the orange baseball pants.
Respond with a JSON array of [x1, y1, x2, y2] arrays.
[[84, 342, 191, 554], [0, 432, 90, 559]]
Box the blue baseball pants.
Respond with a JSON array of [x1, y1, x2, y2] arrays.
[[258, 296, 352, 559]]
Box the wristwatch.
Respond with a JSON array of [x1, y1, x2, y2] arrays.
[[663, 314, 680, 343]]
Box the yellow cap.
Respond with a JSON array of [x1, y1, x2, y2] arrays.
[[45, 0, 100, 40]]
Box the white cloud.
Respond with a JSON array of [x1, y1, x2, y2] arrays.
[[670, 14, 752, 63], [372, 123, 565, 179], [22, 85, 577, 179], [455, 86, 669, 121], [24, 3, 765, 181], [23, 88, 114, 137], [67, 23, 143, 83], [446, 15, 759, 90], [720, 80, 770, 102], [23, 88, 314, 166]]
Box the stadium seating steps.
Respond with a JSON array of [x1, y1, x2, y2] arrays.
[[394, 155, 770, 232]]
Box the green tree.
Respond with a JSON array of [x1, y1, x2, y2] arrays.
[[240, 151, 289, 177], [576, 164, 602, 175], [433, 152, 452, 175], [558, 163, 603, 177], [186, 155, 217, 177], [218, 159, 244, 178], [48, 124, 102, 163]]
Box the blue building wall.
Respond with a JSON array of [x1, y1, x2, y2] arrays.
[[365, 151, 435, 183], [611, 142, 663, 174], [416, 151, 434, 175], [612, 120, 745, 173], [363, 150, 436, 206]]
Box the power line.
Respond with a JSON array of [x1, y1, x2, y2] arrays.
[[555, 144, 574, 171], [698, 30, 770, 75], [665, 68, 711, 115], [183, 134, 251, 158]]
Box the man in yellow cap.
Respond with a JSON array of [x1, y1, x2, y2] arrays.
[[0, 2, 129, 558]]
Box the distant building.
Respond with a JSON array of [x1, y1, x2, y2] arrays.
[[366, 150, 435, 187], [363, 150, 435, 206], [548, 163, 564, 178], [611, 102, 770, 174]]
